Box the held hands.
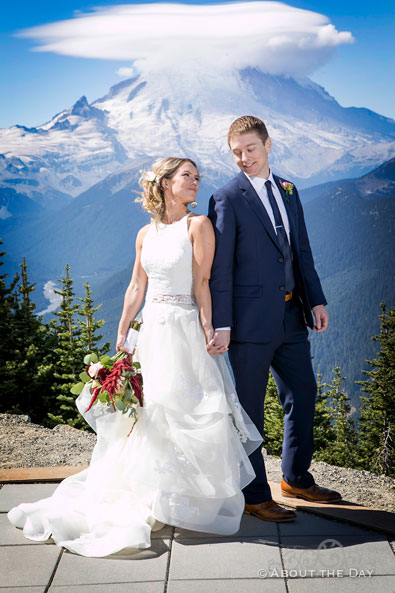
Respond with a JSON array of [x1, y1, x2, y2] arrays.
[[312, 305, 329, 333], [206, 329, 231, 355]]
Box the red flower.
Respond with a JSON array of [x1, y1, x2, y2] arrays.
[[130, 374, 143, 406], [100, 358, 131, 397], [82, 353, 143, 416], [85, 387, 100, 412], [97, 366, 110, 382]]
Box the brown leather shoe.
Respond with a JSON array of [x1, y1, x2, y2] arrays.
[[281, 478, 342, 503], [244, 500, 296, 522]]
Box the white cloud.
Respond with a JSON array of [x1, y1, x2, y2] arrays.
[[116, 67, 135, 77], [18, 2, 354, 77]]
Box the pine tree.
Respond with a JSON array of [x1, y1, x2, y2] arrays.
[[263, 373, 284, 456], [329, 367, 358, 467], [77, 282, 110, 354], [0, 239, 19, 355], [48, 264, 86, 428], [17, 257, 36, 317], [0, 249, 56, 422], [357, 304, 395, 477], [317, 367, 358, 467], [312, 366, 336, 461], [0, 239, 20, 404]]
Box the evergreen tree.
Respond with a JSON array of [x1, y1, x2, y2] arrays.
[[312, 366, 336, 461], [357, 304, 395, 477], [325, 367, 358, 467], [0, 239, 19, 354], [48, 264, 86, 428], [77, 282, 110, 354], [0, 239, 19, 402], [48, 268, 111, 429], [17, 257, 36, 317], [263, 373, 284, 456], [0, 249, 56, 422]]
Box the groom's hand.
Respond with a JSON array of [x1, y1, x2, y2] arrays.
[[207, 330, 231, 355], [312, 305, 329, 333]]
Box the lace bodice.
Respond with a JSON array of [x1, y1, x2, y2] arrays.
[[141, 214, 195, 303]]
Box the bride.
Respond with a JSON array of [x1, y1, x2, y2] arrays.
[[8, 157, 262, 557]]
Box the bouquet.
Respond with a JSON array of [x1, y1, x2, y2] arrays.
[[71, 321, 143, 434]]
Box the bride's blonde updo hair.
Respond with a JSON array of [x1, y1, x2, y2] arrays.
[[137, 157, 199, 223]]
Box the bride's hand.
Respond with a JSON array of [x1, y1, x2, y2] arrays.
[[207, 330, 230, 355], [116, 335, 128, 353]]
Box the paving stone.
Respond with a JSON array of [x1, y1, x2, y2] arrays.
[[0, 589, 46, 593], [168, 579, 287, 592], [0, 484, 57, 512], [169, 537, 280, 580], [279, 511, 383, 538], [287, 575, 395, 593], [52, 539, 170, 586], [0, 545, 61, 587], [280, 536, 395, 577], [174, 514, 277, 539], [50, 584, 164, 593]]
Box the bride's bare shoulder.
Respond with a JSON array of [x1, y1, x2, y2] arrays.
[[136, 224, 151, 246], [188, 214, 211, 227], [187, 215, 214, 243]]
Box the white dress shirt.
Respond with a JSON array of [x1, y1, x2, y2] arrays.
[[246, 170, 291, 242], [215, 170, 291, 332]]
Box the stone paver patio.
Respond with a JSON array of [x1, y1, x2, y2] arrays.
[[0, 482, 394, 593]]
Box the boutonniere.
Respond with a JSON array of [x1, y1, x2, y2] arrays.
[[280, 180, 294, 203]]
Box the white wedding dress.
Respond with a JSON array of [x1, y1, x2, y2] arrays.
[[8, 213, 262, 557]]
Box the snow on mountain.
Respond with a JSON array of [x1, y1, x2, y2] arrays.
[[92, 69, 395, 184], [0, 68, 394, 210], [0, 96, 128, 201]]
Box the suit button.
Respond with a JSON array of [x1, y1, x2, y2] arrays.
[[280, 286, 285, 291], [278, 257, 284, 263]]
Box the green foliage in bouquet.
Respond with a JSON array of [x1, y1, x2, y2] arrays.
[[71, 349, 143, 432]]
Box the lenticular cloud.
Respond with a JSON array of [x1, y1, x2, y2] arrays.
[[18, 2, 354, 76]]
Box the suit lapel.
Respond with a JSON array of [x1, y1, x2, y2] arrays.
[[237, 172, 282, 252], [273, 174, 299, 250]]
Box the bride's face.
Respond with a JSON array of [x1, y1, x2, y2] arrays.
[[167, 162, 200, 203]]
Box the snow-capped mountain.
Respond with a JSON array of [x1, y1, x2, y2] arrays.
[[0, 96, 129, 205], [1, 68, 394, 212]]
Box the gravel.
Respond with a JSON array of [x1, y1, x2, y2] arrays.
[[0, 414, 96, 469], [264, 450, 395, 513], [1, 414, 394, 513]]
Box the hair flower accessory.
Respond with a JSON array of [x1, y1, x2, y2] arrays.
[[140, 170, 158, 185], [281, 181, 294, 196]]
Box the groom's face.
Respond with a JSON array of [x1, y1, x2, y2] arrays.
[[229, 132, 271, 178]]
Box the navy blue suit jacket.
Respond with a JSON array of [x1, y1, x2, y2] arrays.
[[208, 171, 327, 343]]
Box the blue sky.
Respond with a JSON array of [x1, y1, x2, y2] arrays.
[[1, 0, 394, 128]]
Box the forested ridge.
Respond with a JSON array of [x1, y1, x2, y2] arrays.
[[0, 240, 393, 478], [1, 159, 394, 478]]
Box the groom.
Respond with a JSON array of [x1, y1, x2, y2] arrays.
[[207, 116, 341, 522]]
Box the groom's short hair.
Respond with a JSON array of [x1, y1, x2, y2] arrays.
[[228, 116, 269, 146]]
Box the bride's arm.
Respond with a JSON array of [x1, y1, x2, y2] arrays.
[[116, 225, 149, 352], [189, 215, 216, 346]]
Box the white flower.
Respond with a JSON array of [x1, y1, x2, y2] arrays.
[[140, 170, 158, 184], [87, 362, 104, 378]]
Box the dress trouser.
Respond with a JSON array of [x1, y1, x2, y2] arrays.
[[228, 298, 317, 504]]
